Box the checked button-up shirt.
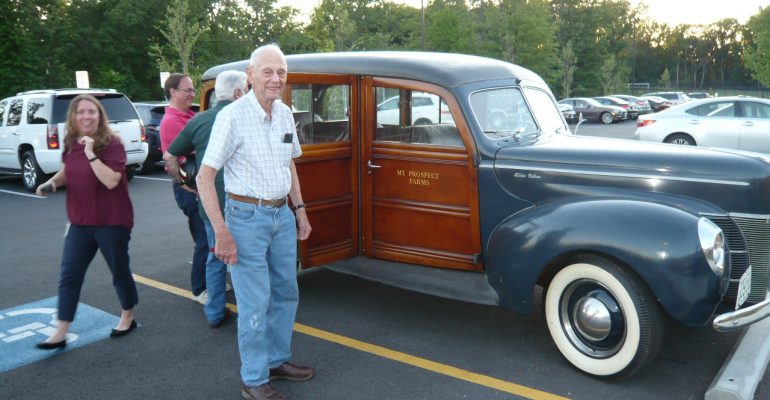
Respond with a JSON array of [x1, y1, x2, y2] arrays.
[[203, 91, 301, 200]]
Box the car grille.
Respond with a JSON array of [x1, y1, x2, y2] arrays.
[[707, 214, 770, 306]]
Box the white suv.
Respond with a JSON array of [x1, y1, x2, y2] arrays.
[[0, 89, 148, 191], [377, 92, 455, 125]]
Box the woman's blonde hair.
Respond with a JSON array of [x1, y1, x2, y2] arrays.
[[63, 94, 116, 157]]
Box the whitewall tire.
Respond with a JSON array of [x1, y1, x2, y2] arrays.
[[544, 256, 663, 380]]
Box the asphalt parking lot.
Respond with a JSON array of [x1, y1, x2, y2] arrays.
[[1, 127, 768, 399]]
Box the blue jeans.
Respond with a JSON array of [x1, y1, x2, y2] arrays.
[[203, 220, 228, 324], [58, 225, 138, 321], [225, 198, 298, 386], [173, 183, 207, 296]]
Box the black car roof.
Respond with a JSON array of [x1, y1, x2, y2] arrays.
[[201, 51, 545, 89]]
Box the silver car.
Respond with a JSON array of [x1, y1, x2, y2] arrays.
[[634, 96, 770, 153]]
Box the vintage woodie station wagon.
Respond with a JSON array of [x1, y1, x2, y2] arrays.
[[200, 52, 770, 380]]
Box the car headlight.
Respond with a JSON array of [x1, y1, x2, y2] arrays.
[[698, 218, 726, 277]]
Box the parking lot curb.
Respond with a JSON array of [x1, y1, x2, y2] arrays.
[[705, 315, 770, 400]]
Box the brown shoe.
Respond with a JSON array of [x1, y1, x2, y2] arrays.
[[269, 362, 314, 381], [241, 383, 284, 400]]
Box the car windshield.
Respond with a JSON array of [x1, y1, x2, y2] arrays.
[[470, 87, 566, 139]]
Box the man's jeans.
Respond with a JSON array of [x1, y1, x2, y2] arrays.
[[203, 220, 228, 324], [173, 183, 207, 296], [225, 198, 298, 386]]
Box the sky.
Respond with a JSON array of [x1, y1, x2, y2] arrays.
[[277, 0, 769, 26]]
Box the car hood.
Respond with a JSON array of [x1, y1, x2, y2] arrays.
[[493, 134, 770, 215]]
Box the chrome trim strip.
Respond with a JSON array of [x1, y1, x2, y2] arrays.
[[713, 292, 770, 332], [487, 163, 749, 186], [729, 212, 770, 219]]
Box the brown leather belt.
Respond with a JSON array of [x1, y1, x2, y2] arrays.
[[228, 193, 287, 208]]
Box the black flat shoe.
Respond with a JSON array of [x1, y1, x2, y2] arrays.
[[36, 340, 66, 350], [110, 320, 137, 338]]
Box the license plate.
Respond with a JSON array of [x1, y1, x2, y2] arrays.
[[736, 266, 752, 310]]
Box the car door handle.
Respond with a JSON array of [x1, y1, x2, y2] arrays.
[[743, 121, 754, 127], [687, 119, 700, 125], [367, 160, 381, 169], [12, 132, 20, 136]]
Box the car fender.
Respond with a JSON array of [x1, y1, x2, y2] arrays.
[[484, 198, 726, 327]]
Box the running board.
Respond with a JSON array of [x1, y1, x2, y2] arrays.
[[322, 257, 499, 306]]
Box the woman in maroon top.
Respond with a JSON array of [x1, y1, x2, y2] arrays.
[[35, 94, 139, 349]]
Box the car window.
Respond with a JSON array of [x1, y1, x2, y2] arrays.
[[135, 106, 152, 123], [0, 100, 6, 127], [523, 87, 564, 134], [52, 94, 138, 123], [7, 99, 23, 126], [378, 97, 399, 111], [741, 102, 770, 119], [27, 97, 51, 124], [376, 87, 461, 146], [470, 87, 538, 139], [150, 106, 166, 121], [290, 83, 350, 144], [685, 101, 735, 118]]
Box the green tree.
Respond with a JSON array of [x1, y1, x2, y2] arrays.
[[559, 41, 577, 98], [744, 7, 770, 87], [599, 54, 628, 94], [552, 0, 634, 95], [495, 0, 560, 86], [306, 0, 357, 50], [0, 0, 70, 97], [424, 0, 479, 53], [155, 0, 207, 75], [658, 67, 671, 89]]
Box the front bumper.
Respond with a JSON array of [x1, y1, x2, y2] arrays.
[[713, 292, 770, 332]]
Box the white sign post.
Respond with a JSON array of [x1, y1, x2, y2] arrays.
[[75, 71, 89, 89], [160, 72, 170, 88]]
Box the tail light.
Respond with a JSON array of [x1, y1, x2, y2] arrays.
[[140, 121, 147, 142], [622, 104, 630, 109], [46, 125, 59, 149], [637, 119, 655, 128]]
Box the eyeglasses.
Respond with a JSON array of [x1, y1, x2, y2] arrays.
[[174, 88, 196, 94]]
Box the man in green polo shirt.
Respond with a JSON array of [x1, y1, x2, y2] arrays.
[[164, 70, 249, 328]]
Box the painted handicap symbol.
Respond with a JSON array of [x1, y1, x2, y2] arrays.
[[0, 297, 120, 373], [0, 308, 79, 345]]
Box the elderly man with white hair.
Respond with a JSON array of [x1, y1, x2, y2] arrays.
[[164, 69, 249, 328], [197, 43, 313, 400]]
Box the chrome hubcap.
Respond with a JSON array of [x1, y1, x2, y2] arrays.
[[573, 296, 612, 341], [23, 157, 35, 187], [559, 279, 626, 358], [670, 138, 691, 145]]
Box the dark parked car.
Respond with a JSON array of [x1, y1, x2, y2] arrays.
[[558, 103, 577, 123], [202, 51, 770, 381], [640, 95, 673, 112], [611, 94, 653, 117], [133, 101, 199, 174], [594, 96, 637, 119], [559, 97, 627, 124]]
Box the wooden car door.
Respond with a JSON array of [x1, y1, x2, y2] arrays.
[[361, 77, 482, 271], [285, 74, 359, 268]]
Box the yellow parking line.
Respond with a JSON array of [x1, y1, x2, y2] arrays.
[[133, 273, 569, 400]]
